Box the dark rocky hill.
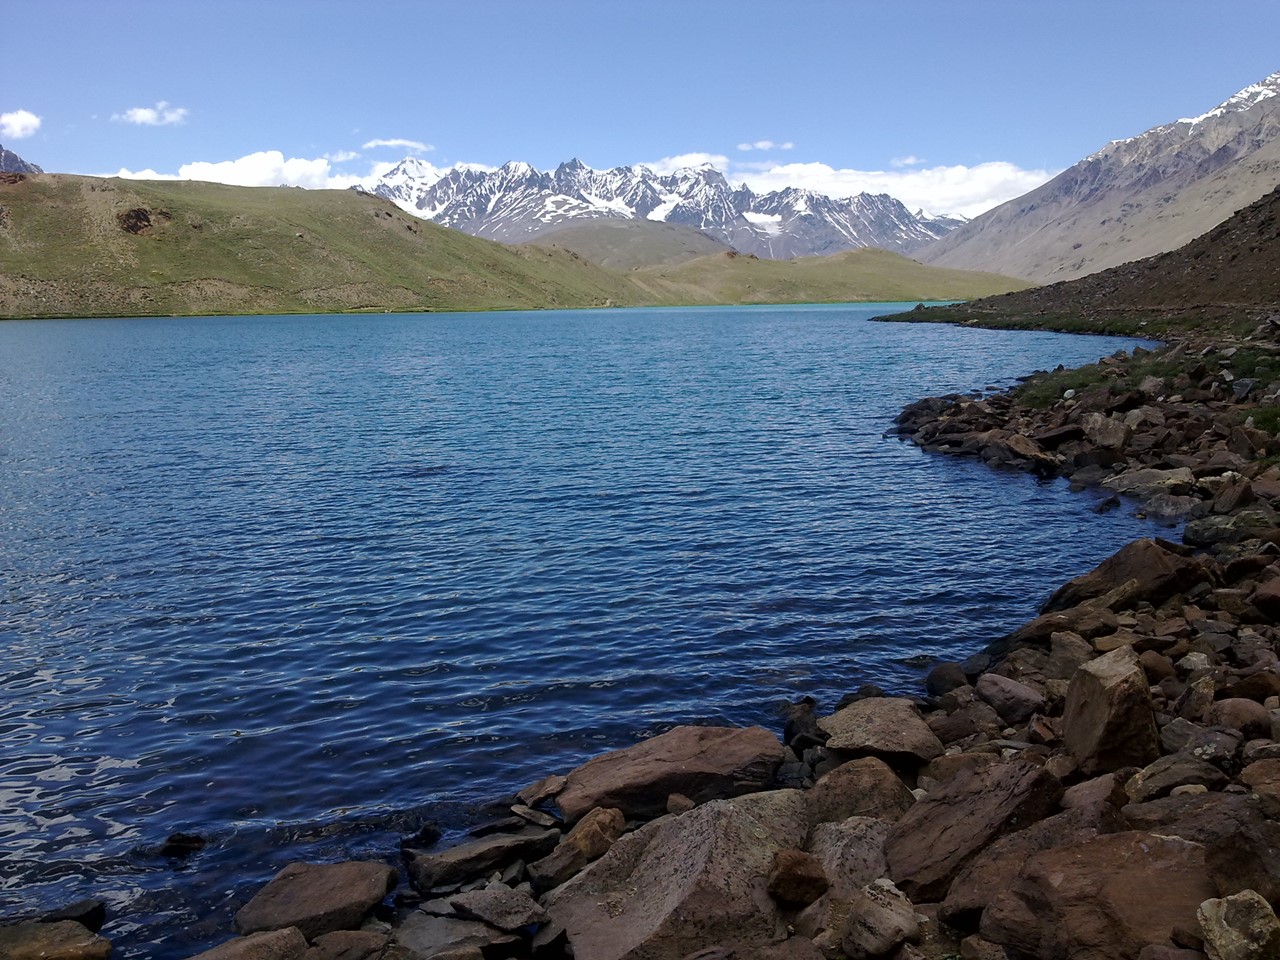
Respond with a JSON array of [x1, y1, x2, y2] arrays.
[[892, 182, 1280, 338]]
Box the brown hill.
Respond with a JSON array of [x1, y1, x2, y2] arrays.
[[886, 181, 1280, 338]]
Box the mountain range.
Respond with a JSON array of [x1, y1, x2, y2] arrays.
[[920, 71, 1280, 283], [361, 157, 966, 260], [0, 143, 42, 175]]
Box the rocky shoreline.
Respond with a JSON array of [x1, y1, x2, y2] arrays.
[[10, 324, 1280, 960]]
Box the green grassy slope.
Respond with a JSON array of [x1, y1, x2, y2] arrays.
[[632, 248, 1033, 305], [0, 175, 663, 318], [0, 175, 1031, 318], [526, 219, 731, 270]]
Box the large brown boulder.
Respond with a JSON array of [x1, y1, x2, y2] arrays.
[[528, 806, 626, 891], [794, 817, 893, 941], [805, 757, 915, 828], [186, 928, 309, 960], [940, 801, 1125, 926], [555, 725, 784, 824], [1042, 539, 1208, 614], [233, 861, 397, 941], [1121, 792, 1280, 902], [818, 698, 943, 765], [886, 759, 1062, 902], [543, 790, 808, 960], [980, 832, 1218, 960], [0, 921, 112, 960], [1062, 646, 1160, 775]]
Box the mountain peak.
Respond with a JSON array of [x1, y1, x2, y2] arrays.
[[0, 143, 43, 175], [1178, 70, 1280, 125], [362, 157, 963, 257]]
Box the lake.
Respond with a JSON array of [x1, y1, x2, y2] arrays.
[[0, 303, 1164, 956]]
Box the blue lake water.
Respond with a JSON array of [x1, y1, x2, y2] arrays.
[[1, 304, 1165, 956]]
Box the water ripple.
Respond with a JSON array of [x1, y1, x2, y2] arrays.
[[0, 304, 1162, 956]]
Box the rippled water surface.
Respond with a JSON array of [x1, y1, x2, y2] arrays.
[[1, 305, 1164, 955]]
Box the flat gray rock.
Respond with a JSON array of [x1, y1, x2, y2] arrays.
[[818, 698, 942, 763], [233, 860, 397, 941]]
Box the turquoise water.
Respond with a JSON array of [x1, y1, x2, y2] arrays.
[[0, 304, 1161, 955]]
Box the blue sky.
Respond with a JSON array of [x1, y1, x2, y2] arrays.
[[4, 1, 1278, 216]]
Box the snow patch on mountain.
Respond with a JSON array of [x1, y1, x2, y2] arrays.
[[359, 157, 964, 258]]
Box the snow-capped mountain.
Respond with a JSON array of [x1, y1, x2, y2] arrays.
[[0, 143, 42, 175], [920, 70, 1280, 283], [360, 157, 965, 259]]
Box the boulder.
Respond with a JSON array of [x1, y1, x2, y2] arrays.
[[804, 757, 915, 828], [233, 861, 397, 941], [543, 790, 808, 960], [405, 827, 559, 893], [528, 805, 626, 891], [767, 849, 829, 907], [925, 661, 970, 697], [940, 802, 1125, 927], [0, 921, 113, 960], [818, 698, 943, 765], [555, 725, 784, 824], [1207, 699, 1272, 739], [449, 882, 548, 931], [1042, 539, 1207, 614], [1103, 467, 1195, 498], [392, 914, 518, 957], [1062, 646, 1160, 774], [975, 674, 1045, 725], [980, 832, 1218, 960], [1125, 754, 1230, 803], [837, 879, 920, 960], [1240, 759, 1280, 816], [1081, 412, 1130, 449], [794, 817, 893, 940], [305, 930, 389, 960], [886, 759, 1062, 902], [1197, 889, 1280, 960], [1119, 792, 1280, 902]]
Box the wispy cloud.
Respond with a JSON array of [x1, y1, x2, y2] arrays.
[[736, 140, 795, 152], [325, 149, 361, 163], [644, 152, 730, 175], [890, 155, 926, 168], [362, 138, 433, 154], [114, 150, 381, 189], [113, 101, 189, 126], [735, 160, 1057, 218], [1, 109, 42, 140]]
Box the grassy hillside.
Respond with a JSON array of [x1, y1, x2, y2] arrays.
[[632, 247, 1033, 305], [0, 175, 665, 318], [0, 174, 1030, 319], [526, 219, 731, 270]]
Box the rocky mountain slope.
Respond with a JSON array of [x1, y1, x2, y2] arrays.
[[361, 157, 965, 259], [888, 181, 1280, 339], [0, 143, 42, 174], [920, 71, 1280, 284]]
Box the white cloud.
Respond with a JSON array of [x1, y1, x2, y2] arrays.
[[890, 155, 925, 168], [114, 150, 388, 189], [644, 152, 730, 175], [113, 101, 189, 126], [735, 160, 1057, 218], [1, 109, 42, 140], [362, 138, 433, 154], [325, 149, 361, 163], [737, 140, 795, 152]]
